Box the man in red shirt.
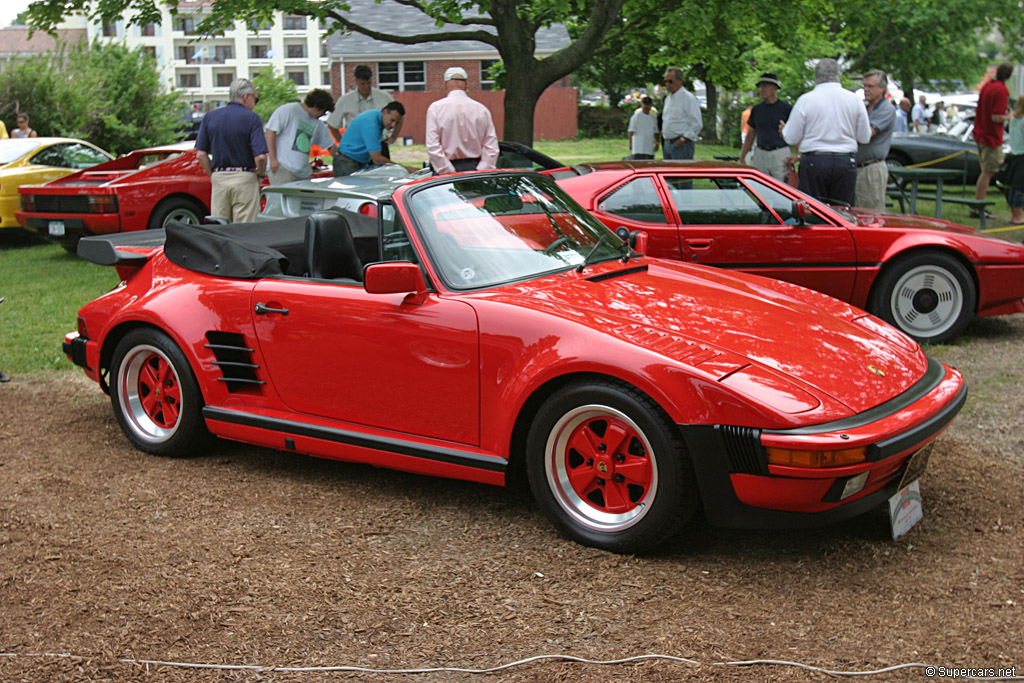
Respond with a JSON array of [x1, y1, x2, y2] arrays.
[[973, 62, 1014, 215]]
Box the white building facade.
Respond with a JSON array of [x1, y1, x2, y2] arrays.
[[89, 6, 331, 110]]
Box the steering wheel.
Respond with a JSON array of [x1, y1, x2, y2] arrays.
[[543, 236, 576, 255]]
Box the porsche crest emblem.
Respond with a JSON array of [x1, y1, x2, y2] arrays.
[[868, 365, 886, 377], [596, 461, 609, 474]]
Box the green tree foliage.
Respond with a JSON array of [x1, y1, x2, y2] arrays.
[[24, 0, 628, 145], [251, 66, 299, 123], [0, 39, 183, 153]]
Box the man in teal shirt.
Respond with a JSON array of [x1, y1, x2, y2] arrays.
[[336, 102, 406, 175]]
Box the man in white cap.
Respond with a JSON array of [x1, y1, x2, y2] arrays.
[[425, 66, 499, 174]]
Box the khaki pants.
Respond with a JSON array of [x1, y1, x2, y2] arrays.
[[855, 160, 889, 211], [211, 171, 260, 223], [268, 165, 303, 186], [751, 147, 789, 182]]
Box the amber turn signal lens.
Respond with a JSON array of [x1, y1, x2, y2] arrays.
[[766, 446, 867, 468]]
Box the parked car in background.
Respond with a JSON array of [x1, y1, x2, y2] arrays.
[[17, 142, 209, 248], [66, 170, 964, 552], [18, 142, 334, 250], [550, 160, 1024, 344], [0, 137, 113, 229], [886, 116, 985, 183]]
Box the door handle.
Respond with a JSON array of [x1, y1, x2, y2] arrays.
[[254, 302, 289, 316], [686, 239, 713, 249]]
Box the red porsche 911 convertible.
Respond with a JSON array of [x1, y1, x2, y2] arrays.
[[64, 170, 965, 552], [551, 160, 1024, 344]]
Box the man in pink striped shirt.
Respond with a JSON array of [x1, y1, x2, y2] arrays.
[[425, 67, 499, 174]]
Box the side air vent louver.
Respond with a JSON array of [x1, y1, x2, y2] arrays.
[[718, 425, 767, 475], [204, 331, 264, 393]]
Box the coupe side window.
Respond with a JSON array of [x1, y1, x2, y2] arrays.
[[30, 144, 72, 168], [666, 176, 777, 226], [742, 178, 829, 225], [597, 177, 668, 224], [64, 143, 111, 168]]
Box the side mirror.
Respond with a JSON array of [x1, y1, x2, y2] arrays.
[[632, 230, 649, 255], [792, 200, 812, 227], [364, 262, 428, 304], [615, 226, 630, 241]]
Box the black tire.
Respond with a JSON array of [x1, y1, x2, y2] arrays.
[[869, 251, 976, 344], [526, 379, 698, 553], [147, 197, 205, 230], [886, 150, 911, 168], [109, 328, 209, 457]]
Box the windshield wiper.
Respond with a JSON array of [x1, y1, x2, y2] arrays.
[[576, 234, 609, 273]]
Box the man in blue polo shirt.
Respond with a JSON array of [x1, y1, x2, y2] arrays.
[[195, 78, 268, 222], [335, 101, 405, 176]]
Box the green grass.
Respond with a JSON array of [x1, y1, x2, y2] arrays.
[[533, 138, 742, 163], [0, 230, 120, 375]]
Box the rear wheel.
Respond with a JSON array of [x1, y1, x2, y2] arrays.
[[110, 328, 208, 456], [869, 251, 976, 344], [526, 380, 698, 553], [148, 197, 204, 230]]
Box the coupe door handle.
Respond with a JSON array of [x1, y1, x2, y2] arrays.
[[254, 302, 289, 316], [686, 238, 713, 249]]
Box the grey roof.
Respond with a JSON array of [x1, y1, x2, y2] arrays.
[[325, 0, 570, 58]]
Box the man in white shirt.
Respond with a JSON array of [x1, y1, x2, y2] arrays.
[[425, 66, 499, 174], [661, 67, 702, 160], [327, 65, 403, 177], [627, 96, 659, 159], [781, 58, 871, 206]]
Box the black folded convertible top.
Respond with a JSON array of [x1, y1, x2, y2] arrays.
[[164, 218, 308, 279]]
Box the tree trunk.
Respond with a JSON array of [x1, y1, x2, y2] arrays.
[[704, 80, 718, 144]]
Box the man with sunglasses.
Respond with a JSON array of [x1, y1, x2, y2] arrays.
[[195, 78, 268, 223], [661, 67, 702, 160]]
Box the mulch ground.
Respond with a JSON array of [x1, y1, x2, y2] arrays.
[[1, 318, 1022, 682]]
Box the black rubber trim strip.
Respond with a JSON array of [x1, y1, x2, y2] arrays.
[[585, 265, 649, 282], [202, 406, 507, 472]]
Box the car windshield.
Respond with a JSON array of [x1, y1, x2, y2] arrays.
[[0, 139, 45, 165], [405, 173, 625, 290]]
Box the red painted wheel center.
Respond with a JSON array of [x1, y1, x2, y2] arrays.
[[139, 355, 181, 429], [564, 417, 652, 514]]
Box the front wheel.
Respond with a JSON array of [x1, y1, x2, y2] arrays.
[[110, 328, 209, 456], [526, 380, 698, 553], [869, 251, 976, 344]]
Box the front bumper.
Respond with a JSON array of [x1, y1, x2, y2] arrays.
[[681, 358, 966, 529]]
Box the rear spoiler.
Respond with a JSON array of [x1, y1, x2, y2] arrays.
[[77, 230, 166, 267]]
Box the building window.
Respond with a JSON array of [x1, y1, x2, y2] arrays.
[[322, 71, 331, 87], [249, 44, 268, 59], [215, 72, 234, 87], [175, 17, 200, 34], [248, 19, 271, 32], [142, 46, 157, 60], [140, 22, 155, 36], [179, 73, 198, 88], [287, 70, 308, 86], [481, 60, 498, 91], [102, 21, 117, 37], [214, 45, 233, 63], [286, 44, 306, 59], [378, 61, 425, 92], [283, 15, 306, 30]]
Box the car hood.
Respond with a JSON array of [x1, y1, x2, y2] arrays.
[[847, 208, 989, 235], [491, 259, 925, 416]]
